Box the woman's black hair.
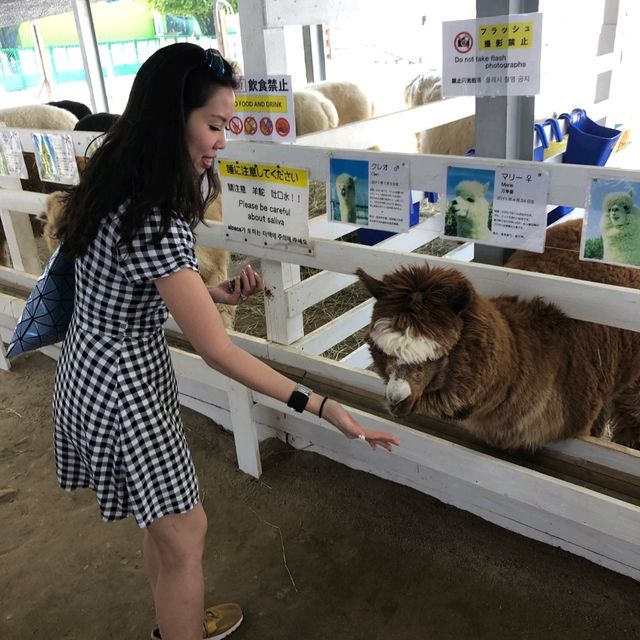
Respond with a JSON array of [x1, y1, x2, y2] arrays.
[[57, 42, 239, 257]]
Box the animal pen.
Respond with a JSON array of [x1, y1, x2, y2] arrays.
[[2, 0, 640, 583]]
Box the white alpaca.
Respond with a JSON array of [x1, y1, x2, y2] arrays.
[[306, 81, 375, 125], [0, 104, 78, 130], [293, 89, 339, 136], [601, 190, 640, 266], [404, 72, 475, 156], [335, 173, 357, 223], [450, 180, 490, 240]]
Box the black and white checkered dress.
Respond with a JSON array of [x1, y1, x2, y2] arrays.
[[53, 204, 200, 527]]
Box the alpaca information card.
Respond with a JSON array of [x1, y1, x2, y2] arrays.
[[31, 132, 79, 185], [328, 156, 410, 232], [0, 129, 28, 179], [444, 165, 550, 252], [581, 178, 640, 268]]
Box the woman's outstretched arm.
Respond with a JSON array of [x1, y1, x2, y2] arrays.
[[155, 268, 399, 450]]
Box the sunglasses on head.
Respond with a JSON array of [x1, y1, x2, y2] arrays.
[[204, 49, 225, 76]]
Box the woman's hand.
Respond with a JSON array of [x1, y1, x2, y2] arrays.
[[208, 264, 263, 305], [320, 398, 399, 451]]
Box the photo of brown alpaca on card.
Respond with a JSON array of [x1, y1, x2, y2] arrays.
[[356, 219, 640, 452]]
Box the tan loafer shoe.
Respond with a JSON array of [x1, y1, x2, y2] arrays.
[[150, 602, 243, 640], [203, 603, 243, 638]]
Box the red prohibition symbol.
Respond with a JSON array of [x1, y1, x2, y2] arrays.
[[228, 116, 243, 135], [454, 31, 473, 54], [275, 117, 290, 137], [244, 116, 258, 135], [259, 117, 273, 136]]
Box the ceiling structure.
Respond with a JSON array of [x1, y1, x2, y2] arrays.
[[0, 0, 108, 111], [0, 1, 99, 29]]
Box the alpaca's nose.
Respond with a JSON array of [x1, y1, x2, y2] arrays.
[[386, 376, 411, 411]]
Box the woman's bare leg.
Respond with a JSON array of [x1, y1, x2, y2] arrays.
[[144, 503, 208, 640], [144, 528, 160, 600]]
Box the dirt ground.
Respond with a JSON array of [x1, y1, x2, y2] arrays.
[[2, 352, 640, 640]]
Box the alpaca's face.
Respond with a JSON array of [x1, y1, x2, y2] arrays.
[[336, 173, 356, 200], [368, 339, 450, 417], [450, 180, 489, 219], [357, 265, 471, 418], [604, 192, 634, 228]]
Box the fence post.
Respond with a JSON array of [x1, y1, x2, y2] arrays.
[[0, 338, 9, 371], [0, 176, 41, 275], [261, 259, 304, 345], [227, 379, 262, 478]]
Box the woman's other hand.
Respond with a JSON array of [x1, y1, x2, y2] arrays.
[[208, 264, 263, 305]]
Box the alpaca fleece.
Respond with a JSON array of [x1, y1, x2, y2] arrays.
[[293, 89, 339, 136], [0, 104, 78, 131], [357, 219, 640, 451], [307, 81, 374, 125], [403, 72, 475, 156]]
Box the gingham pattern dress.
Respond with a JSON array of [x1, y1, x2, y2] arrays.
[[53, 204, 200, 527]]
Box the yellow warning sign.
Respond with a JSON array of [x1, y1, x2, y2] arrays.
[[478, 21, 534, 50], [219, 161, 308, 187], [234, 95, 288, 113]]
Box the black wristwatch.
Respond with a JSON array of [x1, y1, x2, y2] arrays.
[[286, 383, 312, 413]]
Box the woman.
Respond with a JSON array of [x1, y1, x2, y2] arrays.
[[52, 43, 399, 640]]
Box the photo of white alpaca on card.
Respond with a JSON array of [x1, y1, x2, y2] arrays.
[[450, 180, 491, 241], [600, 190, 640, 266], [335, 173, 358, 223]]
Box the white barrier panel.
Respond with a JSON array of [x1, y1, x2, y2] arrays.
[[3, 137, 640, 582]]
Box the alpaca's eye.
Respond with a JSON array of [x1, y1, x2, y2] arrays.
[[468, 197, 475, 203]]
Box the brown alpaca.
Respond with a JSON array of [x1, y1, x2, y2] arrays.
[[43, 192, 236, 329], [356, 220, 640, 451]]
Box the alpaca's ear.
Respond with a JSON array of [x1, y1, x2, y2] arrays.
[[482, 182, 490, 194], [450, 281, 472, 314], [356, 268, 384, 298]]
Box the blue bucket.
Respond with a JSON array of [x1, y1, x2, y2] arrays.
[[542, 110, 620, 225], [561, 110, 621, 166]]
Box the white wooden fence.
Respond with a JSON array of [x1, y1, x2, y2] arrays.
[[2, 121, 640, 583]]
